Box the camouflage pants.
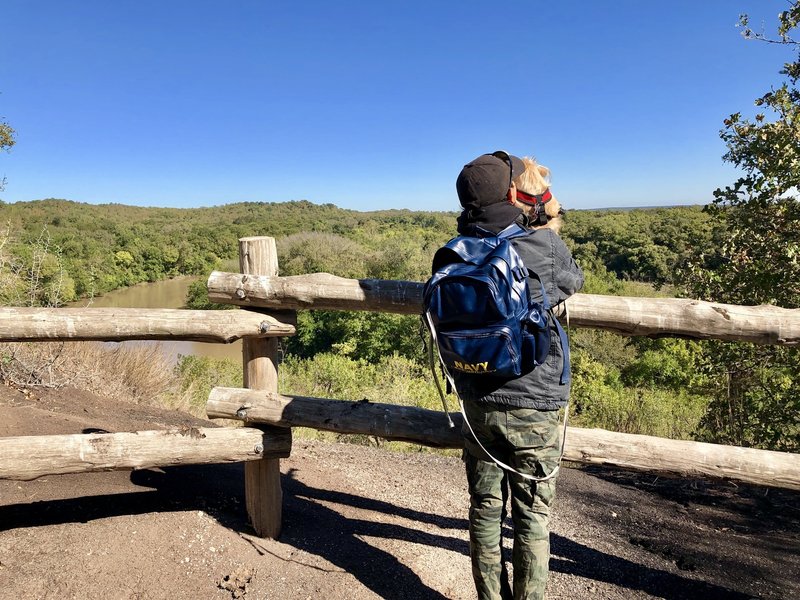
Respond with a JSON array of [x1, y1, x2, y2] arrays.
[[462, 400, 561, 600]]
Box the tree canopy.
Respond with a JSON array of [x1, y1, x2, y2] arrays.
[[0, 122, 13, 152], [678, 4, 800, 451], [1, 112, 15, 193]]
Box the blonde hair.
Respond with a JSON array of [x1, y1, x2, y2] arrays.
[[514, 157, 563, 233]]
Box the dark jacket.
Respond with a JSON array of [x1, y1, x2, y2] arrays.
[[452, 207, 584, 410]]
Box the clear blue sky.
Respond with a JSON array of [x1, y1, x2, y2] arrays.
[[0, 0, 792, 211]]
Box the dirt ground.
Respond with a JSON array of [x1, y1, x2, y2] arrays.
[[1, 384, 798, 600]]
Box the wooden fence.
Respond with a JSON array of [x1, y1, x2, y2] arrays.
[[2, 236, 799, 540]]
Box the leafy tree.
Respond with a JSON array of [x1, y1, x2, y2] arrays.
[[679, 5, 800, 451], [564, 207, 713, 286], [287, 310, 425, 364], [0, 121, 13, 152], [277, 232, 370, 278], [569, 349, 707, 439], [1, 112, 15, 193]]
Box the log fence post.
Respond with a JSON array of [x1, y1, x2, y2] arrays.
[[240, 237, 292, 538]]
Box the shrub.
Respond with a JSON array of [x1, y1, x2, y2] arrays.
[[279, 352, 446, 450], [570, 353, 708, 439], [0, 341, 176, 405], [171, 354, 242, 416]]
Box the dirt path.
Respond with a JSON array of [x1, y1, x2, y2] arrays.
[[1, 385, 798, 599]]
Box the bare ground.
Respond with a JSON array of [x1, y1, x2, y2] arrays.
[[1, 384, 798, 600]]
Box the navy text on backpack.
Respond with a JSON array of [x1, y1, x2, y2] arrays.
[[423, 223, 554, 380]]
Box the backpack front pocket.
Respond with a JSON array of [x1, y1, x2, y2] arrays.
[[439, 325, 522, 377]]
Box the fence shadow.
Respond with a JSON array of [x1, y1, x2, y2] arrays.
[[0, 462, 761, 600], [0, 463, 250, 533]]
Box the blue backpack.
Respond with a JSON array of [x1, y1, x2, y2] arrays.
[[423, 223, 568, 382], [423, 223, 571, 482]]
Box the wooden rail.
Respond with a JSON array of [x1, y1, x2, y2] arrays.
[[0, 427, 289, 481], [206, 271, 800, 345], [207, 387, 800, 492], [0, 307, 295, 342]]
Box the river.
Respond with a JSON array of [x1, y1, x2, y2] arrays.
[[71, 276, 243, 365]]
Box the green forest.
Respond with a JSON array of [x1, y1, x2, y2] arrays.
[[0, 198, 711, 304]]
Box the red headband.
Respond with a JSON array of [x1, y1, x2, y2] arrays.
[[516, 188, 552, 206]]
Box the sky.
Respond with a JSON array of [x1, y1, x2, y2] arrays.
[[0, 0, 794, 212]]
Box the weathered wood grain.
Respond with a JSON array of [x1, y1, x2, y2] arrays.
[[206, 271, 800, 345], [0, 308, 295, 342], [208, 387, 800, 491], [238, 236, 290, 539], [0, 427, 276, 481]]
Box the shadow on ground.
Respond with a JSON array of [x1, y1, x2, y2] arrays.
[[0, 463, 762, 600]]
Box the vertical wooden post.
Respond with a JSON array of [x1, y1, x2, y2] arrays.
[[240, 236, 292, 538]]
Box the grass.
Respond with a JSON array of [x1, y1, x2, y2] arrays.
[[0, 341, 189, 410]]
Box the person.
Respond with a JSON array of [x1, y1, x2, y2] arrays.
[[451, 151, 584, 600]]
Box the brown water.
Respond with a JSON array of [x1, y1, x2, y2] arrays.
[[71, 276, 243, 365]]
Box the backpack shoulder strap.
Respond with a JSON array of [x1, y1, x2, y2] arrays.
[[497, 222, 531, 241]]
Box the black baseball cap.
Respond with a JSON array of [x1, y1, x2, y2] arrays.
[[456, 151, 526, 208]]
